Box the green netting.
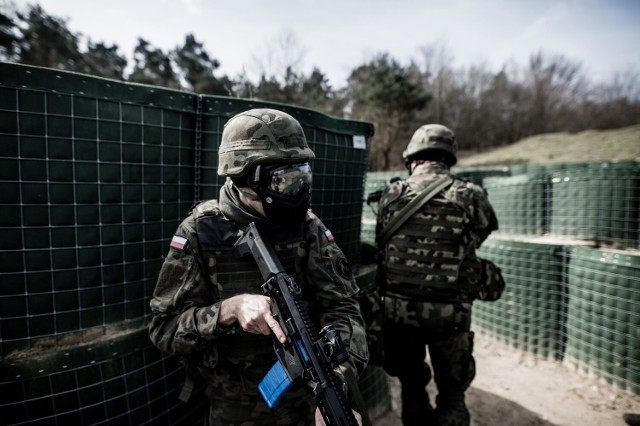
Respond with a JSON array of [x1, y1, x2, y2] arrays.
[[360, 171, 404, 242], [483, 174, 548, 236], [473, 238, 566, 359], [564, 246, 640, 394], [0, 63, 373, 357], [506, 164, 548, 176], [549, 161, 639, 246], [0, 327, 207, 425], [0, 62, 377, 424], [452, 165, 511, 186], [0, 63, 198, 356]]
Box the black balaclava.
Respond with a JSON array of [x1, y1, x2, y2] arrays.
[[254, 183, 310, 226]]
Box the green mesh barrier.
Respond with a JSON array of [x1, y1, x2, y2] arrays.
[[473, 238, 566, 359], [452, 164, 511, 186], [0, 62, 373, 357], [360, 171, 404, 242], [483, 175, 548, 235], [549, 161, 639, 247], [483, 173, 549, 236], [0, 62, 377, 424], [565, 246, 640, 394], [0, 63, 198, 356], [0, 327, 207, 425]]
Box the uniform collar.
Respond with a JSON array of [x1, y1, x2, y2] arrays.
[[219, 180, 271, 228], [411, 161, 450, 176]]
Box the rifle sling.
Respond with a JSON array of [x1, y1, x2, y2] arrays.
[[376, 176, 453, 246]]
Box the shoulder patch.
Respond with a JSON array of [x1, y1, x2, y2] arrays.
[[170, 235, 188, 250], [324, 228, 335, 243], [335, 256, 353, 280]]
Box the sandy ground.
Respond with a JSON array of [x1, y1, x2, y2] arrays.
[[372, 333, 640, 426]]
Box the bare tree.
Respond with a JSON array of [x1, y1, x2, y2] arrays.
[[417, 42, 456, 124], [522, 51, 587, 134], [249, 29, 305, 86]]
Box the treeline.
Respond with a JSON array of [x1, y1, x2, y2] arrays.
[[1, 4, 639, 170]]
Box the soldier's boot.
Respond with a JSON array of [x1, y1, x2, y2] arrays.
[[433, 392, 470, 426], [400, 382, 435, 426], [624, 413, 640, 426]]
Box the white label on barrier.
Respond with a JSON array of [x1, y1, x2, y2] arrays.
[[353, 135, 366, 150]]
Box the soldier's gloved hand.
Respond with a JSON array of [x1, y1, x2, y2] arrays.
[[218, 294, 286, 344], [314, 407, 362, 426]]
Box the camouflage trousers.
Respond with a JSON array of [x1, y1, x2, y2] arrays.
[[203, 368, 315, 425], [383, 297, 475, 426]]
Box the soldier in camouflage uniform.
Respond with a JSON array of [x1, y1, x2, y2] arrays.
[[376, 124, 498, 425], [149, 108, 368, 425]]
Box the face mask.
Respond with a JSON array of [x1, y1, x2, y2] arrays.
[[257, 184, 310, 225], [250, 163, 312, 225]]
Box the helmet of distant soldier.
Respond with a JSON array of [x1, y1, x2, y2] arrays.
[[218, 108, 315, 177], [402, 124, 457, 167]]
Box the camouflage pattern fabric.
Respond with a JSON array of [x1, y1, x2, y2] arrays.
[[218, 109, 315, 178], [376, 161, 497, 426], [357, 288, 385, 366], [149, 180, 368, 425], [383, 307, 475, 426], [477, 258, 506, 301], [377, 162, 498, 302], [205, 382, 315, 425], [402, 124, 458, 166]]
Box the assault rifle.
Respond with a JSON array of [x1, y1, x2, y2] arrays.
[[233, 222, 359, 426], [365, 190, 383, 205], [364, 176, 402, 207]]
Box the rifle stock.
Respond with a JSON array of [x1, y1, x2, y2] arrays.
[[233, 222, 358, 426]]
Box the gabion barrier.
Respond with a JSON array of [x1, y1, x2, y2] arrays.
[[0, 62, 377, 424]]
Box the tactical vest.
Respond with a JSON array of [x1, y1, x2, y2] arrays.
[[192, 201, 308, 364], [381, 185, 481, 302]]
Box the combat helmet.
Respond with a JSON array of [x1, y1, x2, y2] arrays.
[[402, 124, 457, 167], [218, 108, 315, 177]]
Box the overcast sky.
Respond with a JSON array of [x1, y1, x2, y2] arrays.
[[14, 0, 640, 88]]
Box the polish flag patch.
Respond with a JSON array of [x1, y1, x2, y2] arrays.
[[170, 235, 188, 250], [324, 229, 334, 242]]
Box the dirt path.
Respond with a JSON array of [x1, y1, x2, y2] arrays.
[[373, 334, 640, 425]]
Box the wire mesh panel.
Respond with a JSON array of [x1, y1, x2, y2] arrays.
[[473, 238, 567, 359], [564, 246, 640, 394], [458, 161, 640, 396], [1, 63, 377, 423], [360, 171, 404, 243], [484, 174, 549, 236], [0, 327, 207, 425], [452, 165, 511, 186], [549, 161, 639, 248], [0, 63, 198, 357]]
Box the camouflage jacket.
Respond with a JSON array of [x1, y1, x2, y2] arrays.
[[376, 162, 498, 306], [149, 180, 368, 400]]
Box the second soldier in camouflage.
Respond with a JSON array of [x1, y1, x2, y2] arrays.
[[376, 124, 498, 426]]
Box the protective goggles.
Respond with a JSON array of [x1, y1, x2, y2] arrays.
[[250, 162, 312, 196]]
